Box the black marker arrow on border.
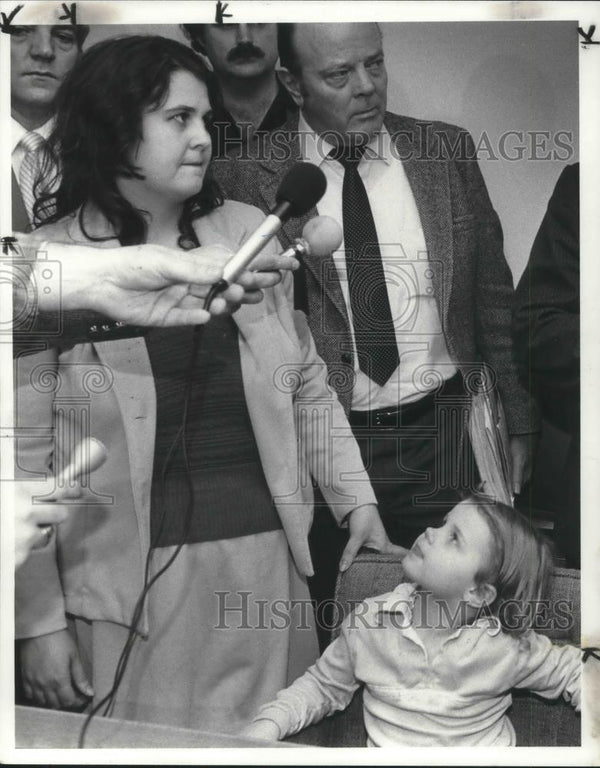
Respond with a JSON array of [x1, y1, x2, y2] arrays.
[[59, 2, 77, 25], [578, 25, 599, 45], [215, 0, 232, 24], [1, 4, 24, 33]]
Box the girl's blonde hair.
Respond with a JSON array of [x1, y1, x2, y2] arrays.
[[466, 493, 554, 635]]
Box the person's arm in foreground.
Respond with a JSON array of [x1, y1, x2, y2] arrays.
[[512, 631, 581, 710], [11, 238, 300, 338], [244, 621, 360, 741]]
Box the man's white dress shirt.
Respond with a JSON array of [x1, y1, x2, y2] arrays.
[[298, 113, 457, 411]]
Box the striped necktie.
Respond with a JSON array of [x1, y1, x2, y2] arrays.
[[331, 144, 400, 387], [19, 131, 46, 225]]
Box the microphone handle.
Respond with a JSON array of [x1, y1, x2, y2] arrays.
[[221, 201, 291, 286], [54, 437, 108, 487]]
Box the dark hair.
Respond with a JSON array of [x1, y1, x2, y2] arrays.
[[180, 24, 208, 54], [73, 24, 90, 48], [464, 493, 554, 636], [277, 23, 299, 74], [35, 35, 222, 246]]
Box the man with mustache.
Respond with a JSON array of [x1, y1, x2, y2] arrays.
[[213, 23, 534, 645], [11, 24, 89, 231], [181, 23, 296, 158]]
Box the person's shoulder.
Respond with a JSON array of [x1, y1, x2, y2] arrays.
[[478, 627, 550, 657], [217, 199, 265, 226], [384, 112, 476, 162], [257, 115, 302, 151], [23, 213, 79, 248], [341, 582, 416, 635], [265, 114, 301, 136], [552, 162, 579, 202], [385, 111, 471, 137], [203, 200, 266, 243]]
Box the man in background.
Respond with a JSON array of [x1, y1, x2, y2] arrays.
[[214, 22, 534, 644], [11, 23, 89, 230], [181, 23, 296, 158], [513, 164, 580, 567]]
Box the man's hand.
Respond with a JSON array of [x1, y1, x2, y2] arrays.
[[340, 504, 408, 572], [13, 438, 105, 570], [37, 242, 301, 325], [509, 434, 536, 496], [14, 488, 69, 570], [55, 244, 240, 325], [229, 248, 301, 305], [20, 629, 94, 709], [13, 476, 84, 570]]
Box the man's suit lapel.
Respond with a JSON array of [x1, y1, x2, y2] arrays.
[[387, 115, 454, 326], [257, 121, 349, 324]]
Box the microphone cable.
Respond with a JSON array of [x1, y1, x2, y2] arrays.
[[78, 286, 222, 747], [77, 161, 328, 746]]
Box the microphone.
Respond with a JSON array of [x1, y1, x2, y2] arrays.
[[219, 162, 327, 287], [54, 437, 108, 491], [32, 438, 108, 543], [281, 216, 343, 260]]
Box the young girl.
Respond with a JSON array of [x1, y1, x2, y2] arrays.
[[15, 35, 394, 734], [246, 495, 581, 746]]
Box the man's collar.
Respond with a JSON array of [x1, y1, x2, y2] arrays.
[[297, 111, 392, 168], [209, 77, 295, 129], [11, 116, 54, 154]]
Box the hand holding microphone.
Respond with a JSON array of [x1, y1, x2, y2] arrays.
[[240, 215, 343, 283], [206, 163, 327, 309]]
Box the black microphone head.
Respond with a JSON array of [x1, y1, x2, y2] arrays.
[[275, 162, 327, 217]]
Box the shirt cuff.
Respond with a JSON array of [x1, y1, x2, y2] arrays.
[[252, 703, 295, 740], [250, 716, 284, 740]]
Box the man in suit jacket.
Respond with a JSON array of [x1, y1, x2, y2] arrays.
[[513, 163, 579, 566], [11, 24, 89, 231], [211, 22, 534, 629]]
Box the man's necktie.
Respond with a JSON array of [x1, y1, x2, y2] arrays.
[[332, 146, 399, 386], [19, 131, 46, 225]]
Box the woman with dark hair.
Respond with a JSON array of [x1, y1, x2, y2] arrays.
[[15, 35, 392, 733], [34, 35, 223, 238]]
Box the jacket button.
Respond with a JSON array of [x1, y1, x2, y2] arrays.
[[341, 353, 353, 365]]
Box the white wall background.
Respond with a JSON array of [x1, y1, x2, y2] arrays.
[[86, 21, 578, 282]]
